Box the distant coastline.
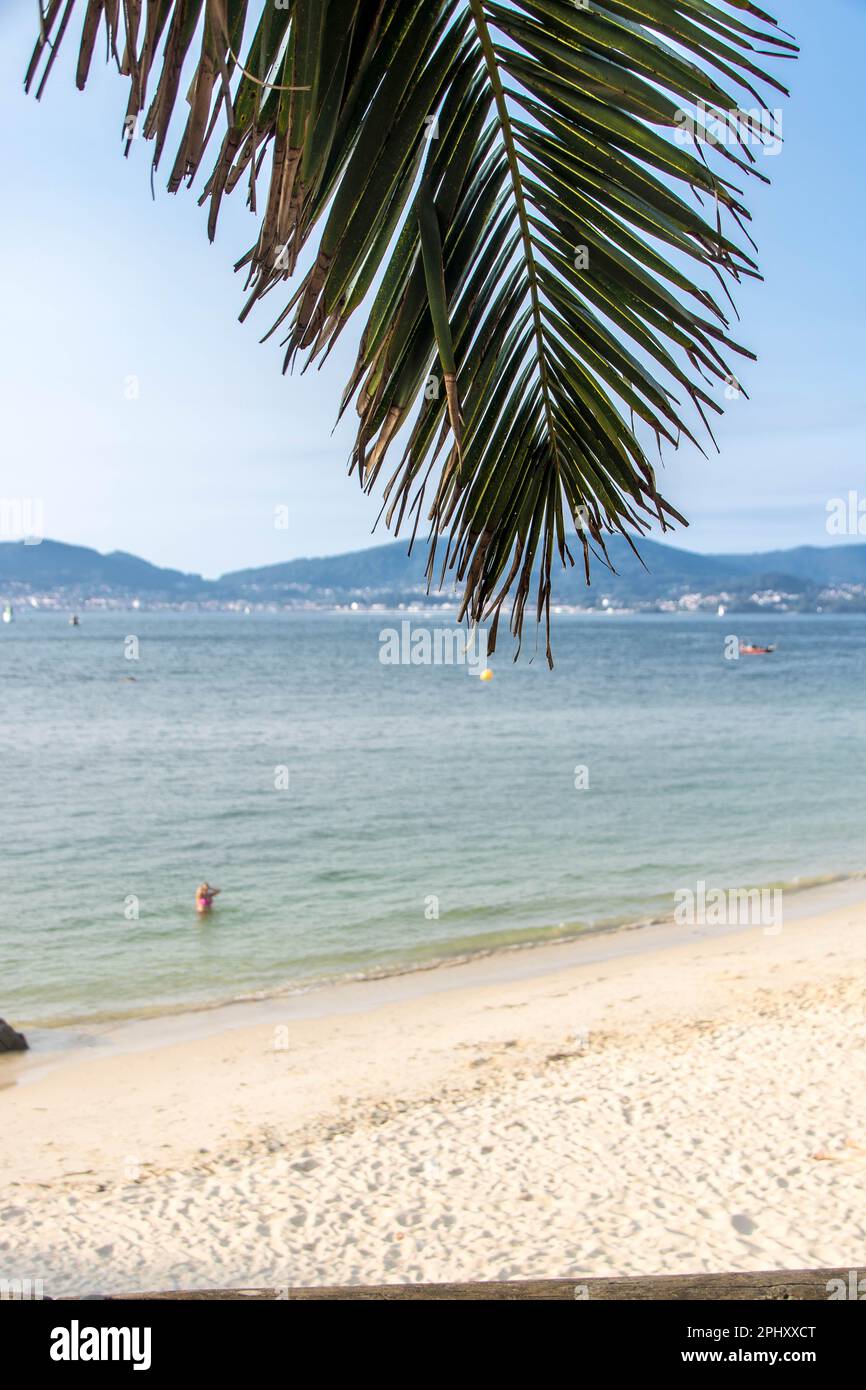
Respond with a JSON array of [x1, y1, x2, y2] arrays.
[[3, 535, 866, 614]]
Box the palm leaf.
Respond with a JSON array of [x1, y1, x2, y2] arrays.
[[27, 0, 797, 663]]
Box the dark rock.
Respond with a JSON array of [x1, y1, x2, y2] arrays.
[[0, 1018, 28, 1052]]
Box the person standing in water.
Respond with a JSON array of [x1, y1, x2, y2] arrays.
[[195, 882, 220, 915]]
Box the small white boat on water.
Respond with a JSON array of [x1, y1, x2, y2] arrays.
[[2, 604, 12, 624]]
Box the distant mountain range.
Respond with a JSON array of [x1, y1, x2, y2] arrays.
[[2, 536, 866, 613]]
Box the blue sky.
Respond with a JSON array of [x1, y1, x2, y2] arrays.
[[0, 0, 863, 577]]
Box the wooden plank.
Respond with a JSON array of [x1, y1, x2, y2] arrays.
[[94, 1268, 848, 1301]]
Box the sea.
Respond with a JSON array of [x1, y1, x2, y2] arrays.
[[1, 608, 864, 1037]]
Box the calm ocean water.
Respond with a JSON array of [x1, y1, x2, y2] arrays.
[[1, 609, 864, 1030]]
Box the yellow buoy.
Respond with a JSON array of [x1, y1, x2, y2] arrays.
[[479, 668, 494, 681]]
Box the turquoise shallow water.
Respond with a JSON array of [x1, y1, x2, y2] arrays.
[[0, 609, 864, 1028]]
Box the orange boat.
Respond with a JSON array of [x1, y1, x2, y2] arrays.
[[739, 643, 776, 655]]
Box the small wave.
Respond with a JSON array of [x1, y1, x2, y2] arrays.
[[21, 868, 863, 1036]]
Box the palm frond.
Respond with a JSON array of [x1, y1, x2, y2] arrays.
[[27, 0, 797, 663]]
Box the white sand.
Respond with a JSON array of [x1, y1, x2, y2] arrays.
[[2, 898, 865, 1296]]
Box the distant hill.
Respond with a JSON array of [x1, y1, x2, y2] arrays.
[[3, 535, 866, 612], [219, 538, 431, 594], [0, 540, 205, 597], [218, 535, 866, 609]]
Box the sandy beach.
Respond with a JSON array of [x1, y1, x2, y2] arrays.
[[2, 890, 865, 1297]]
